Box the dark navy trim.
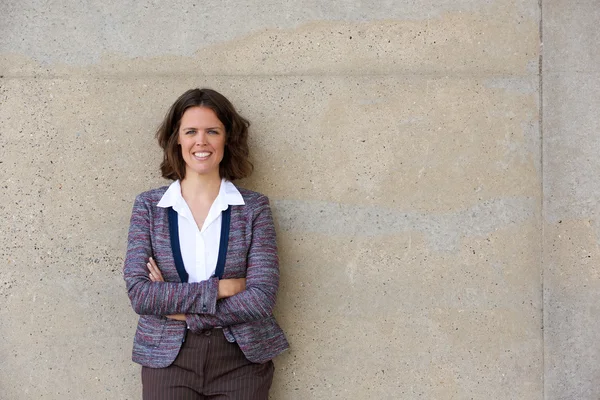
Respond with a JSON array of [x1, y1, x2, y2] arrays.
[[168, 207, 189, 283], [214, 206, 231, 279], [168, 205, 232, 282]]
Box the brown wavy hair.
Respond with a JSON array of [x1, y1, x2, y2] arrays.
[[156, 88, 253, 181]]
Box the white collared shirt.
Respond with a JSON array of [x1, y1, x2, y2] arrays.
[[157, 179, 245, 282]]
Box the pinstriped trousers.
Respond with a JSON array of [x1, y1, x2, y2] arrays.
[[141, 328, 274, 400]]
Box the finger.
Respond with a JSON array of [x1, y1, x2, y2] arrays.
[[148, 258, 164, 281], [147, 263, 160, 282], [166, 314, 186, 321], [147, 257, 161, 277], [148, 257, 159, 273]]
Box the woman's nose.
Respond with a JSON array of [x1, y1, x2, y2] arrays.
[[195, 132, 207, 145]]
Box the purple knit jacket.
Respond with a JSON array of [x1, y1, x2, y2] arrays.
[[124, 185, 289, 367]]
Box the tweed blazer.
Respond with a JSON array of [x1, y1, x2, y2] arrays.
[[124, 185, 289, 368]]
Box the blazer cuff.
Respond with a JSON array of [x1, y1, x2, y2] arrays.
[[197, 276, 219, 315]]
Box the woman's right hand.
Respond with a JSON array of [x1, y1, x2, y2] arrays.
[[218, 278, 246, 299]]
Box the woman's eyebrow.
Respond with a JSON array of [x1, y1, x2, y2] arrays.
[[181, 126, 223, 131]]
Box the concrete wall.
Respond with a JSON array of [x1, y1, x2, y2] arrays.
[[0, 0, 588, 399], [543, 1, 600, 399]]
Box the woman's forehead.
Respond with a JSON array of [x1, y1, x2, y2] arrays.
[[180, 106, 224, 128]]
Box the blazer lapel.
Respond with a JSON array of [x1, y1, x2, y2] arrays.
[[150, 189, 184, 283], [168, 206, 189, 283], [167, 205, 232, 282], [213, 206, 231, 279]]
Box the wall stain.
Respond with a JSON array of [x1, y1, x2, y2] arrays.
[[273, 196, 537, 252]]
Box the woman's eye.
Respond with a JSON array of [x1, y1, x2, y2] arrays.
[[185, 130, 196, 135], [208, 130, 219, 135]]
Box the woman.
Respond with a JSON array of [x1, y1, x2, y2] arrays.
[[124, 88, 288, 399]]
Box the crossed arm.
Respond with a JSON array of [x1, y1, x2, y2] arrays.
[[147, 257, 245, 321], [124, 193, 280, 328]]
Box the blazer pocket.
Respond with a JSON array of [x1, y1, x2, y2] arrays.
[[134, 315, 166, 348]]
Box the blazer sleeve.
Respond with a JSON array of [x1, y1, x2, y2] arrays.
[[186, 195, 280, 329], [123, 193, 219, 316]]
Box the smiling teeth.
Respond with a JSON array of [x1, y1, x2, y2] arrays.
[[194, 152, 210, 157]]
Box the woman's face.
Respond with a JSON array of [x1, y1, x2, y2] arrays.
[[177, 106, 226, 179]]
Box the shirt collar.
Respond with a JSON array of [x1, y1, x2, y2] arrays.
[[157, 180, 183, 209], [219, 179, 245, 208], [157, 179, 245, 210]]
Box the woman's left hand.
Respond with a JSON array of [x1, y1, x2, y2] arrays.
[[147, 257, 165, 282], [147, 257, 187, 322]]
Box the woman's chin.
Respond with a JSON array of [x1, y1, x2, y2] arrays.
[[185, 166, 220, 178]]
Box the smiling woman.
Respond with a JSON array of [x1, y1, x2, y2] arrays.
[[124, 88, 288, 400], [178, 106, 226, 178], [156, 88, 253, 182]]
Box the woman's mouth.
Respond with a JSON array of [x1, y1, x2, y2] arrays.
[[193, 151, 211, 160]]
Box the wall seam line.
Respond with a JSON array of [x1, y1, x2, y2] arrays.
[[0, 72, 542, 79], [539, 0, 545, 399]]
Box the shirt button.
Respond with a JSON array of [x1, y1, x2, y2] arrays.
[[202, 304, 208, 312]]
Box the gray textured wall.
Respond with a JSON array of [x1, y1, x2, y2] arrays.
[[543, 1, 600, 399], [0, 1, 594, 399]]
